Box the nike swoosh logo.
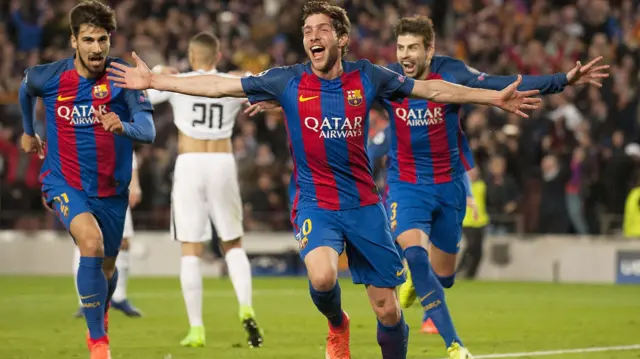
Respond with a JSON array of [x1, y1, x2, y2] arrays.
[[299, 95, 319, 102], [396, 267, 407, 277], [58, 95, 74, 101], [419, 290, 435, 302], [79, 293, 99, 300]]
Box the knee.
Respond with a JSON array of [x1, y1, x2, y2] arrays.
[[309, 270, 337, 292], [181, 242, 204, 257], [371, 294, 401, 325], [76, 230, 104, 257], [221, 238, 241, 254]]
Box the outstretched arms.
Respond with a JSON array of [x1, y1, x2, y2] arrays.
[[107, 52, 246, 98], [411, 75, 541, 118]]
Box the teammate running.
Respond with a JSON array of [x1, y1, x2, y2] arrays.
[[376, 15, 608, 358], [20, 2, 155, 358]]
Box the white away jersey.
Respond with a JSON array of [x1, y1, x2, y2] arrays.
[[147, 69, 247, 140]]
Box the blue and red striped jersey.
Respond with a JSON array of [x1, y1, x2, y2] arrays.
[[382, 56, 568, 185], [241, 59, 414, 211], [24, 57, 153, 197]]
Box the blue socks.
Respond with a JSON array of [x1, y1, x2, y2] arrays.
[[377, 311, 409, 359], [309, 281, 344, 328], [77, 256, 108, 340], [105, 267, 119, 312], [403, 246, 462, 347], [436, 273, 456, 289]]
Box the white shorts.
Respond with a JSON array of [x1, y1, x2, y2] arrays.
[[122, 206, 134, 238], [170, 153, 244, 242]]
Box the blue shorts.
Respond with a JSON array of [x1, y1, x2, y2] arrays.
[[292, 202, 405, 288], [387, 179, 467, 254], [42, 183, 128, 257]]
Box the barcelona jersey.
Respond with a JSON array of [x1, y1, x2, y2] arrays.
[[241, 60, 415, 213], [23, 56, 153, 198], [382, 56, 567, 185]]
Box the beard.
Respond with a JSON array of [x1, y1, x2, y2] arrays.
[[78, 52, 106, 75], [412, 61, 428, 79], [311, 45, 340, 73]]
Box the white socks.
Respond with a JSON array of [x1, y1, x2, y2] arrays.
[[180, 255, 203, 327], [225, 247, 252, 308], [112, 250, 129, 302]]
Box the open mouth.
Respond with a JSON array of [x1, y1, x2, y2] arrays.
[[310, 45, 325, 60], [88, 56, 104, 66], [402, 61, 416, 73]]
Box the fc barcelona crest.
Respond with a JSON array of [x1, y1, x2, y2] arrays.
[[93, 84, 109, 99], [347, 89, 363, 106]]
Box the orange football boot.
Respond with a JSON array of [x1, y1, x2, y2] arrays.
[[88, 337, 110, 359], [420, 318, 439, 334], [86, 306, 110, 350], [325, 311, 351, 359]]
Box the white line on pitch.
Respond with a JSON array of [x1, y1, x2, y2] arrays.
[[438, 344, 640, 359]]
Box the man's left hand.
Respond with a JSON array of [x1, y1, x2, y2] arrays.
[[566, 56, 610, 88]]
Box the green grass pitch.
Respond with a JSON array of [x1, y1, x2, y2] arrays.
[[1, 277, 639, 359]]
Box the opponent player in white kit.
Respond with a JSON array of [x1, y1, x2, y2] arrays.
[[147, 32, 263, 348], [73, 152, 143, 317]]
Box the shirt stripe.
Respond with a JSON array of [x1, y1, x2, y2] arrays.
[[92, 76, 117, 197], [424, 73, 452, 184], [340, 70, 378, 206], [391, 98, 418, 183], [298, 73, 340, 210], [54, 70, 82, 189]]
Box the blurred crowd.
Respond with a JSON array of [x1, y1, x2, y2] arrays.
[[0, 0, 639, 235]]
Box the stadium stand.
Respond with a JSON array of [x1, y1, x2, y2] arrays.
[[0, 0, 638, 236]]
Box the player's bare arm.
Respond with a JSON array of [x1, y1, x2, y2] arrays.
[[107, 52, 246, 98], [412, 75, 542, 118]]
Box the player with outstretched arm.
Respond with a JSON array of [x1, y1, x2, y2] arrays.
[[106, 2, 539, 358]]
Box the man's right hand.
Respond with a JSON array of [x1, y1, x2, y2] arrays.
[[21, 133, 45, 159], [108, 51, 153, 90]]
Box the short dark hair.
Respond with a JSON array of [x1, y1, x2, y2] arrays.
[[393, 16, 435, 49], [69, 0, 117, 37], [189, 32, 220, 53], [301, 1, 351, 56]]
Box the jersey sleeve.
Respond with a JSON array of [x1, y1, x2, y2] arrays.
[[23, 67, 44, 97], [367, 62, 415, 101], [123, 88, 154, 116], [445, 58, 568, 94], [240, 67, 293, 103], [20, 67, 45, 136]]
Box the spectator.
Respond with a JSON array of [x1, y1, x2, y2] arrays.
[[485, 155, 519, 235], [0, 0, 638, 234], [565, 146, 590, 235], [539, 154, 571, 234]]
